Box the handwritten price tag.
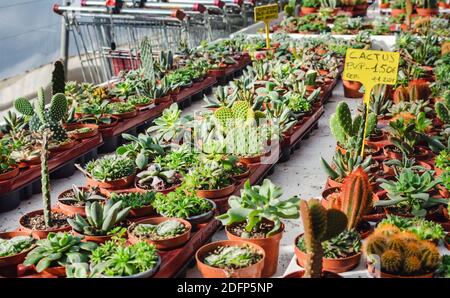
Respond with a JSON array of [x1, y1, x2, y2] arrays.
[[343, 48, 399, 156], [254, 4, 278, 49]]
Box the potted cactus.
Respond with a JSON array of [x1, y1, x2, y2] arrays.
[[416, 0, 439, 16], [19, 130, 72, 239], [301, 0, 320, 14]]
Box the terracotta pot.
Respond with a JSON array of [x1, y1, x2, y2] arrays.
[[196, 184, 236, 199], [379, 2, 390, 8], [391, 8, 406, 17], [301, 7, 318, 14], [0, 166, 20, 181], [294, 234, 362, 273], [383, 145, 402, 160], [232, 166, 251, 181], [57, 187, 94, 216], [65, 123, 99, 140], [357, 220, 374, 239], [86, 173, 136, 190], [225, 223, 284, 277], [95, 115, 120, 130], [283, 270, 342, 278], [438, 1, 447, 8], [106, 188, 155, 218], [128, 217, 191, 250], [326, 176, 343, 189], [239, 153, 266, 165], [0, 231, 38, 268], [72, 230, 118, 244], [135, 180, 182, 195], [154, 95, 172, 104], [49, 139, 78, 153], [342, 80, 363, 98], [367, 263, 434, 278], [42, 266, 66, 277], [416, 8, 438, 16], [19, 210, 71, 239], [196, 240, 265, 278], [321, 187, 341, 209], [112, 109, 138, 120], [438, 184, 450, 199]]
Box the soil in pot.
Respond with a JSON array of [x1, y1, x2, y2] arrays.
[[196, 240, 265, 278], [128, 217, 192, 250], [225, 221, 283, 277], [19, 210, 71, 239], [294, 233, 362, 273]]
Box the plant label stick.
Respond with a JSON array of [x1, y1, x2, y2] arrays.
[[254, 4, 279, 49], [342, 48, 400, 156]]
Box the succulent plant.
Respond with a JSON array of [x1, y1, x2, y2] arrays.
[[59, 185, 105, 206], [330, 101, 364, 152], [203, 245, 263, 270], [84, 155, 135, 182], [14, 88, 68, 142], [321, 150, 372, 182], [131, 220, 186, 240], [0, 236, 36, 257], [67, 200, 130, 236], [136, 163, 180, 191]]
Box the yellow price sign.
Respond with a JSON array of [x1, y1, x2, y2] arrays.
[[254, 4, 279, 49], [342, 48, 400, 156]]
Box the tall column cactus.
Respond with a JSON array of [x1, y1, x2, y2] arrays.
[[339, 167, 372, 230], [140, 37, 155, 81], [300, 199, 347, 278], [52, 60, 65, 95], [41, 130, 52, 228], [330, 101, 364, 152]]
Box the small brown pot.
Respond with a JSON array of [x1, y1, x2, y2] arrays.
[[321, 187, 341, 209], [438, 184, 450, 199], [19, 210, 71, 239], [72, 230, 118, 244], [232, 165, 251, 181], [0, 231, 38, 268], [42, 266, 66, 277], [239, 153, 266, 165], [342, 80, 363, 98], [225, 223, 284, 277], [300, 7, 318, 14], [112, 109, 138, 120], [196, 184, 236, 199], [65, 123, 99, 140], [326, 176, 343, 189], [49, 139, 78, 153], [283, 270, 342, 278], [391, 8, 406, 17], [57, 187, 93, 216], [86, 173, 136, 190], [416, 8, 439, 16], [128, 217, 191, 250], [107, 188, 155, 218], [367, 263, 434, 278], [294, 234, 361, 273], [379, 2, 390, 8], [0, 166, 20, 181], [154, 95, 172, 104], [383, 144, 402, 160], [196, 240, 265, 278]]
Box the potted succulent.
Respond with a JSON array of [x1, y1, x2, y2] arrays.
[[391, 0, 406, 17], [217, 179, 300, 277], [65, 123, 99, 140], [364, 225, 441, 278], [416, 0, 439, 16], [379, 0, 390, 8], [67, 200, 130, 243], [57, 185, 105, 216], [434, 149, 450, 176], [116, 133, 165, 170], [0, 232, 37, 270], [19, 131, 72, 239], [106, 101, 137, 119], [127, 95, 154, 109], [23, 232, 97, 277], [135, 163, 182, 193], [128, 217, 192, 250], [88, 237, 160, 278], [196, 240, 265, 278], [80, 155, 136, 190], [152, 189, 216, 226], [109, 190, 155, 218], [0, 141, 19, 181], [301, 0, 320, 14]]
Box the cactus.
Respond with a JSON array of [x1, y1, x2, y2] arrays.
[[231, 101, 251, 120], [365, 113, 377, 138], [435, 100, 450, 124], [52, 60, 65, 95], [336, 101, 353, 136], [214, 107, 234, 127], [403, 256, 421, 275], [407, 81, 431, 101], [339, 167, 372, 230], [387, 237, 406, 253], [420, 242, 441, 271], [363, 234, 387, 256], [403, 242, 422, 258], [158, 50, 173, 72], [140, 37, 155, 81], [381, 250, 403, 273], [393, 86, 409, 103], [330, 101, 365, 151], [374, 223, 401, 237], [41, 130, 52, 228], [305, 70, 317, 86], [300, 199, 347, 278], [14, 88, 68, 142]]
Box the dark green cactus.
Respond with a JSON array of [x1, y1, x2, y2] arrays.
[[140, 37, 156, 81], [14, 87, 68, 142], [300, 199, 347, 278], [330, 101, 365, 151], [41, 130, 52, 228], [435, 101, 450, 124], [381, 250, 402, 273], [52, 60, 65, 95]]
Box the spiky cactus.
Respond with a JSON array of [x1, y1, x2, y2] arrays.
[[381, 250, 403, 273], [41, 130, 52, 228], [300, 199, 347, 278], [52, 60, 65, 95], [363, 235, 387, 256], [403, 256, 421, 275], [14, 88, 68, 142], [393, 86, 409, 103], [330, 101, 364, 151], [420, 242, 440, 271], [231, 101, 251, 120], [435, 96, 450, 124], [339, 167, 372, 230]]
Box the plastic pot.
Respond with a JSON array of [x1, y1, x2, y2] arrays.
[[65, 123, 99, 140], [196, 240, 265, 278], [0, 166, 20, 181], [225, 222, 284, 277], [196, 184, 236, 199], [0, 231, 38, 268], [86, 173, 136, 190], [19, 210, 72, 239]]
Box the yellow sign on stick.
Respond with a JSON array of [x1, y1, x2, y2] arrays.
[[254, 4, 278, 49], [342, 48, 400, 156]]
